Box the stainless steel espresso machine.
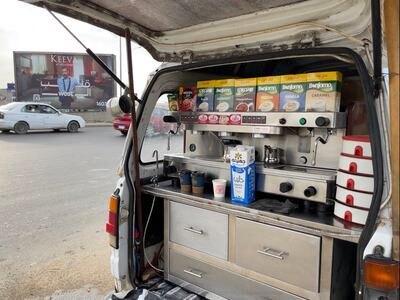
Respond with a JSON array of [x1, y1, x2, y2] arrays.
[[164, 111, 346, 205]]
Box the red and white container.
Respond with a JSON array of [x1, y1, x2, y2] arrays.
[[336, 170, 374, 193], [334, 200, 369, 225], [342, 136, 371, 158], [338, 153, 373, 176], [336, 185, 373, 209]]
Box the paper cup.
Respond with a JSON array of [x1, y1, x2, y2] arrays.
[[212, 179, 227, 198]]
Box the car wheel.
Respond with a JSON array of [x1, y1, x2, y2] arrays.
[[121, 131, 127, 136], [14, 121, 29, 134], [67, 121, 79, 133]]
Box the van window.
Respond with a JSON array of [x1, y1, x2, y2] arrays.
[[140, 94, 184, 163]]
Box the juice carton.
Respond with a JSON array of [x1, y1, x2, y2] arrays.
[[279, 74, 307, 112], [256, 76, 280, 112], [306, 72, 342, 112], [230, 146, 256, 204], [234, 78, 257, 112], [196, 80, 215, 112], [214, 79, 235, 112], [179, 87, 196, 112]]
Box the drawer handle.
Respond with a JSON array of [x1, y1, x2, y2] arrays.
[[184, 269, 203, 278], [184, 226, 204, 235], [257, 248, 288, 260]]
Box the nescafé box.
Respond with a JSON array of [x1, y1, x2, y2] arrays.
[[279, 74, 307, 112], [179, 87, 196, 112], [214, 79, 235, 112], [234, 78, 256, 112], [306, 72, 342, 112], [256, 76, 280, 112], [196, 80, 215, 112]]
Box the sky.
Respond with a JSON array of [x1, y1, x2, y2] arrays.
[[0, 0, 161, 97]]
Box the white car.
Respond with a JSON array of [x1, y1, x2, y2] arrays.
[[0, 102, 86, 134]]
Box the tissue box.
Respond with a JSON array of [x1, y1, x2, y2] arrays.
[[230, 146, 256, 204]]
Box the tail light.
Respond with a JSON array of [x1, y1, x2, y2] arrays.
[[0, 112, 4, 119], [106, 194, 120, 249], [364, 255, 399, 291]]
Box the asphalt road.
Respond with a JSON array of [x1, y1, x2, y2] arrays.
[[0, 127, 126, 299]]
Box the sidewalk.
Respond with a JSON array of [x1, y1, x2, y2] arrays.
[[85, 122, 112, 127]]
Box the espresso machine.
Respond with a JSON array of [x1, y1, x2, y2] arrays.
[[163, 111, 346, 205]]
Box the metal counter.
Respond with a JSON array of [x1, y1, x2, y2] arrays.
[[142, 180, 363, 243]]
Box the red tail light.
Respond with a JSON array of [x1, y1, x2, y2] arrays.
[[106, 194, 120, 249]]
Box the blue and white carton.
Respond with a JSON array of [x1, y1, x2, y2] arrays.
[[230, 146, 256, 204]]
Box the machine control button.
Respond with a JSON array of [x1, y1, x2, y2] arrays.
[[299, 118, 307, 125], [304, 186, 317, 197], [299, 156, 308, 164], [279, 118, 287, 125], [315, 117, 330, 127], [279, 182, 293, 193]]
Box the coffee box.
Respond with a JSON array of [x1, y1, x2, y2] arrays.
[[214, 79, 235, 112], [179, 87, 196, 112], [234, 78, 256, 112], [230, 146, 256, 204], [256, 76, 280, 112], [196, 80, 215, 112], [279, 74, 307, 112], [306, 72, 342, 112]]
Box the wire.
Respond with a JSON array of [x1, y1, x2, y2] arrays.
[[143, 196, 164, 273]]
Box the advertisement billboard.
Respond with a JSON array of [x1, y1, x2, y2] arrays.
[[13, 51, 116, 111]]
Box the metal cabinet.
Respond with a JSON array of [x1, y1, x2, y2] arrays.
[[169, 201, 229, 260], [169, 250, 305, 300], [235, 218, 321, 292]]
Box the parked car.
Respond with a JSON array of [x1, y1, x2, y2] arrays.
[[113, 113, 131, 135], [0, 102, 85, 134]]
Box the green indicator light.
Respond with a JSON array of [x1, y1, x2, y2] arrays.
[[299, 118, 307, 125]]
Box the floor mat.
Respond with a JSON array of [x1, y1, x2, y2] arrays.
[[113, 277, 206, 300]]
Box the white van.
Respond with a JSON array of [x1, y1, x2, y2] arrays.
[[22, 1, 399, 299]]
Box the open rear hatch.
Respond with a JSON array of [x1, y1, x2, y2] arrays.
[[21, 0, 373, 63]]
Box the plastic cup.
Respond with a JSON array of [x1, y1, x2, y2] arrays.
[[179, 170, 192, 193], [212, 179, 227, 198], [191, 171, 205, 194]]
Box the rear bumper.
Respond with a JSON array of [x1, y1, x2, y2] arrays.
[[113, 121, 130, 132]]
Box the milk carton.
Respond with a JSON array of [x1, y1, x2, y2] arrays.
[[230, 146, 256, 204], [306, 72, 342, 112], [279, 74, 307, 112], [196, 80, 215, 112]]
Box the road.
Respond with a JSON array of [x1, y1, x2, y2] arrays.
[[0, 127, 125, 299]]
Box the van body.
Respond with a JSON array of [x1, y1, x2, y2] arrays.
[[21, 1, 399, 299]]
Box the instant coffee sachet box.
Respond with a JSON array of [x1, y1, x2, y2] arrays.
[[256, 76, 280, 112], [196, 80, 215, 112], [214, 79, 235, 112], [306, 72, 342, 112], [179, 87, 196, 112], [279, 74, 307, 112], [234, 78, 256, 112], [230, 145, 256, 204]]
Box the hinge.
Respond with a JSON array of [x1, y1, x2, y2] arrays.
[[180, 51, 194, 64]]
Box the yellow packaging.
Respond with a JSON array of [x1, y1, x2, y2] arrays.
[[256, 76, 280, 112], [234, 78, 257, 112], [306, 72, 342, 112], [214, 79, 235, 112], [279, 74, 307, 111]]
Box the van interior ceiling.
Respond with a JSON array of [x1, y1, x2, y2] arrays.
[[139, 53, 369, 297]]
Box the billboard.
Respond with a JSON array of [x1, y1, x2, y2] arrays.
[[13, 52, 116, 111]]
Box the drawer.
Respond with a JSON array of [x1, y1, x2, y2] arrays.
[[235, 218, 321, 292], [169, 250, 304, 300], [169, 201, 228, 260]]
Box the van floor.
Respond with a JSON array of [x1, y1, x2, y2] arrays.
[[113, 277, 205, 300]]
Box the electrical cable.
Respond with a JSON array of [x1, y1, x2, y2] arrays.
[[143, 196, 164, 273]]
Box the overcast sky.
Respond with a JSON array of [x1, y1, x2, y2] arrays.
[[0, 0, 161, 96]]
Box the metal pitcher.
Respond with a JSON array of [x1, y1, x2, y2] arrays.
[[264, 145, 283, 166]]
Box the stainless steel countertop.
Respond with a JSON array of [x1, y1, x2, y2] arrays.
[[142, 180, 363, 243]]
